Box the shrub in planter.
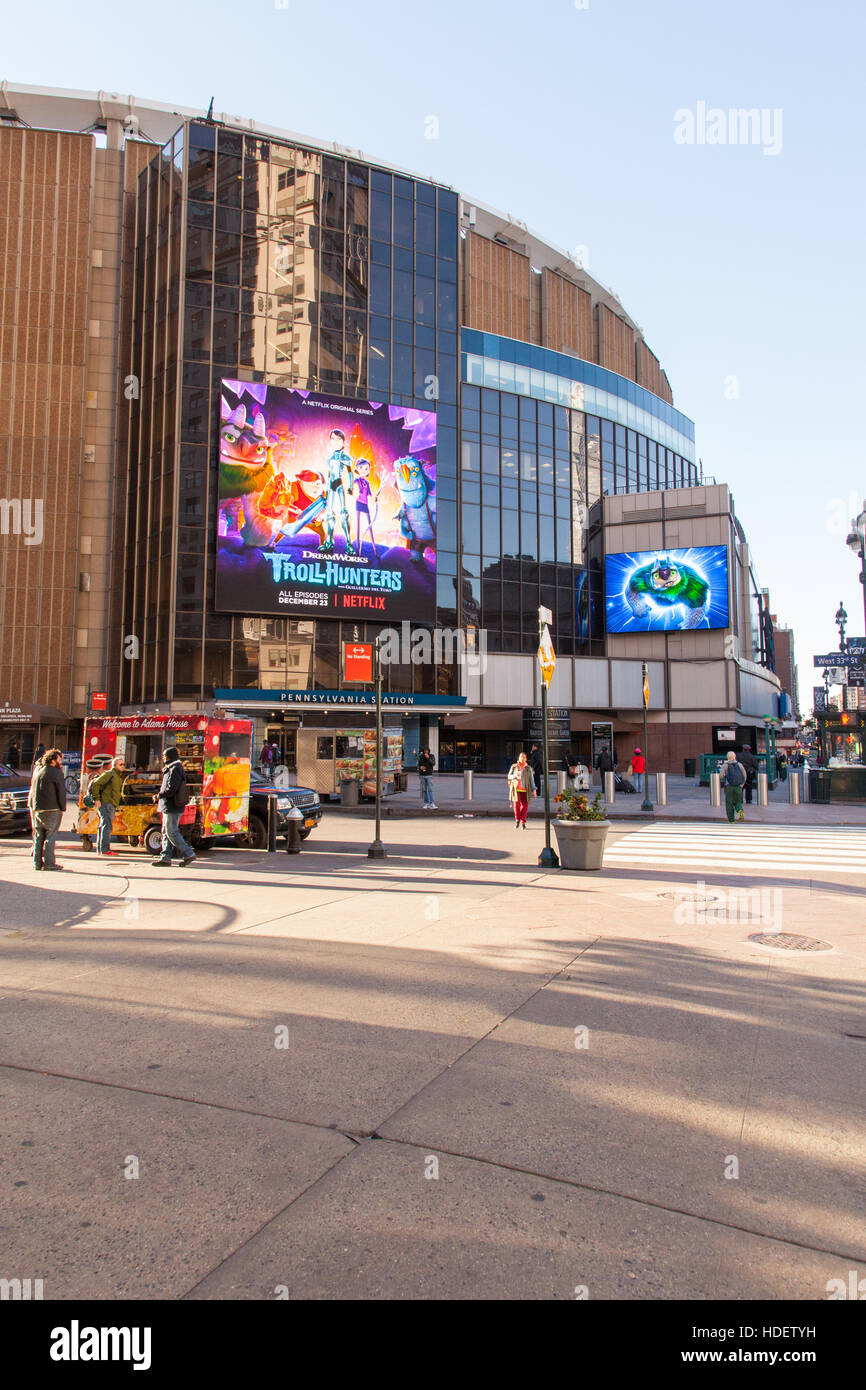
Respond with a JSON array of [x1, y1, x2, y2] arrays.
[[552, 789, 610, 871]]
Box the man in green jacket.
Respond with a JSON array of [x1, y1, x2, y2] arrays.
[[90, 755, 125, 856]]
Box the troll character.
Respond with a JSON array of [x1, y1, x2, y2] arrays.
[[393, 455, 435, 562], [219, 403, 275, 548], [626, 555, 709, 629]]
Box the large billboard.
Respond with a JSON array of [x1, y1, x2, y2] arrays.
[[216, 382, 436, 621], [604, 546, 729, 632]]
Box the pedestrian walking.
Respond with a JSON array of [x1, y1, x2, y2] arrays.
[[563, 748, 578, 788], [7, 738, 21, 769], [417, 747, 437, 809], [507, 751, 537, 829], [89, 754, 125, 856], [151, 746, 196, 867], [630, 747, 646, 794], [28, 747, 67, 871], [33, 741, 45, 766], [739, 744, 758, 805], [720, 750, 747, 823], [259, 739, 275, 776], [529, 743, 544, 799]]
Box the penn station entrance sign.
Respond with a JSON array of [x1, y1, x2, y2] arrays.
[[214, 690, 468, 712]]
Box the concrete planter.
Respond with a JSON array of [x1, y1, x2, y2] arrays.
[[553, 818, 611, 871]]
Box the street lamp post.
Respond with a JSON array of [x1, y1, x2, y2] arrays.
[[835, 601, 848, 653], [537, 606, 559, 869], [846, 501, 866, 639], [367, 633, 386, 860]]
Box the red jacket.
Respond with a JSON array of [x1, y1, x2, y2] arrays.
[[631, 754, 646, 774]]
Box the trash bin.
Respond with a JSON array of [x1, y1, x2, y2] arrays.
[[684, 757, 697, 778], [340, 778, 360, 807], [809, 769, 831, 805]]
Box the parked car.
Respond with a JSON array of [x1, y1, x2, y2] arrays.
[[0, 762, 32, 836], [245, 770, 323, 849]]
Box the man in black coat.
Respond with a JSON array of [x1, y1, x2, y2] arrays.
[[28, 748, 67, 870], [739, 744, 759, 805]]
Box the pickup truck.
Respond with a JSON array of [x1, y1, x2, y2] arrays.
[[245, 770, 323, 849]]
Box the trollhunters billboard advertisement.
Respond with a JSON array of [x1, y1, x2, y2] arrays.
[[604, 546, 729, 632], [216, 381, 437, 621]]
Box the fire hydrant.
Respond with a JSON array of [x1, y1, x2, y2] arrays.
[[286, 805, 303, 855]]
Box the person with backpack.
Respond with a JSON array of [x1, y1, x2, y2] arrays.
[[28, 748, 67, 870], [720, 750, 747, 822], [89, 755, 125, 856], [151, 745, 195, 866]]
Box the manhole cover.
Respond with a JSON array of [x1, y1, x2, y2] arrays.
[[748, 932, 832, 952]]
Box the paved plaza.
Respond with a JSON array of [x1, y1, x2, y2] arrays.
[[1, 812, 864, 1300]]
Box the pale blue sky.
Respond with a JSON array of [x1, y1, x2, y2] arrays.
[[6, 0, 864, 705]]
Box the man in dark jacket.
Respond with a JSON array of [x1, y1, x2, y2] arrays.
[[417, 747, 437, 809], [739, 744, 759, 805], [28, 748, 67, 870], [151, 745, 195, 867]]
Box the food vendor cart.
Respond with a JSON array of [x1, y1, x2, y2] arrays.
[[77, 714, 253, 854]]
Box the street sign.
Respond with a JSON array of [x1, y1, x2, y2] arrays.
[[342, 642, 374, 684], [537, 625, 556, 688], [91, 691, 108, 712], [813, 687, 827, 711], [813, 652, 862, 667]]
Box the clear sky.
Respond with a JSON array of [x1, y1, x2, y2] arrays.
[[5, 0, 864, 708]]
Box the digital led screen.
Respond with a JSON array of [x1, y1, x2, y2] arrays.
[[604, 546, 729, 632]]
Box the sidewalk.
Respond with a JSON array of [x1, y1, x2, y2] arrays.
[[330, 771, 866, 826]]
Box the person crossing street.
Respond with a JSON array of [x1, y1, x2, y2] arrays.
[[720, 750, 747, 823]]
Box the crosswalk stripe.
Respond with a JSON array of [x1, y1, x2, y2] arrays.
[[604, 823, 866, 875]]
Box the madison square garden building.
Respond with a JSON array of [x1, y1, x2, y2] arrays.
[[0, 87, 788, 772]]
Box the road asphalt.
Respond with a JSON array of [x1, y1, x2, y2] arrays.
[[1, 811, 864, 1301]]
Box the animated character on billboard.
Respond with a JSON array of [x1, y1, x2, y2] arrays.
[[626, 554, 709, 629], [274, 427, 356, 554], [219, 403, 276, 548], [352, 454, 381, 557], [393, 455, 435, 563]]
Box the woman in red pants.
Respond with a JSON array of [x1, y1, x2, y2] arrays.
[[507, 751, 537, 828]]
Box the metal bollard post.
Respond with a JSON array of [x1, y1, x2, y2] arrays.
[[267, 796, 277, 852], [757, 771, 769, 806], [788, 771, 800, 806], [285, 805, 302, 854], [709, 771, 720, 807], [463, 769, 473, 801], [604, 770, 615, 805], [557, 770, 567, 794], [655, 771, 667, 806]]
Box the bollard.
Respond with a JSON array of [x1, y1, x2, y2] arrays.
[[463, 769, 473, 801], [655, 771, 667, 806], [788, 771, 800, 806], [267, 796, 277, 852], [604, 770, 615, 805], [757, 771, 768, 806], [709, 771, 720, 807], [285, 805, 303, 854], [557, 769, 567, 794]]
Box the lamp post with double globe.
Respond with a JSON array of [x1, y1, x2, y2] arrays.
[[846, 503, 866, 640]]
